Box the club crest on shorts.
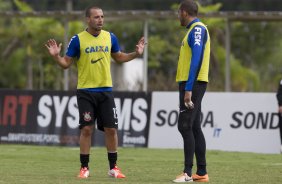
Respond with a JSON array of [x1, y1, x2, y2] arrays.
[[83, 112, 92, 122]]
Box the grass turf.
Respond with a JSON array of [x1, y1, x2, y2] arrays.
[[0, 144, 281, 184]]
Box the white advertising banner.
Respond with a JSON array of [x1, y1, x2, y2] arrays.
[[148, 92, 280, 154]]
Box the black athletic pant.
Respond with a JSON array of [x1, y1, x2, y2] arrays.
[[279, 113, 282, 145], [178, 81, 207, 176]]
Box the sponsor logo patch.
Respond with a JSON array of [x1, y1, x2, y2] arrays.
[[83, 112, 92, 122]]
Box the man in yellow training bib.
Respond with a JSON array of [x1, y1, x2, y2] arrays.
[[276, 79, 282, 154], [45, 6, 146, 179], [173, 0, 210, 183]]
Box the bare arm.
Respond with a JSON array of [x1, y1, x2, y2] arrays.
[[45, 39, 73, 69], [111, 51, 139, 63], [111, 37, 146, 63]]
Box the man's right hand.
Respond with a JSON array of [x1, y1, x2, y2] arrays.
[[45, 39, 62, 57], [45, 39, 72, 69]]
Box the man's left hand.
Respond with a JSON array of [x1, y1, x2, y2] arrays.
[[184, 91, 194, 109], [135, 37, 146, 56]]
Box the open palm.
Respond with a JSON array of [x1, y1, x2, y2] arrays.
[[135, 37, 146, 55], [45, 39, 62, 57]]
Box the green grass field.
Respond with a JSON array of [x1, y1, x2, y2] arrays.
[[0, 144, 281, 184]]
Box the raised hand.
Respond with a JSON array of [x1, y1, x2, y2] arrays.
[[45, 39, 62, 57], [135, 37, 147, 56]]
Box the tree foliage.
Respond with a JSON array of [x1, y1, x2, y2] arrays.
[[231, 21, 282, 91], [0, 0, 84, 90]]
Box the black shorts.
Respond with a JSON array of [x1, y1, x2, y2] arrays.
[[76, 89, 118, 131]]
